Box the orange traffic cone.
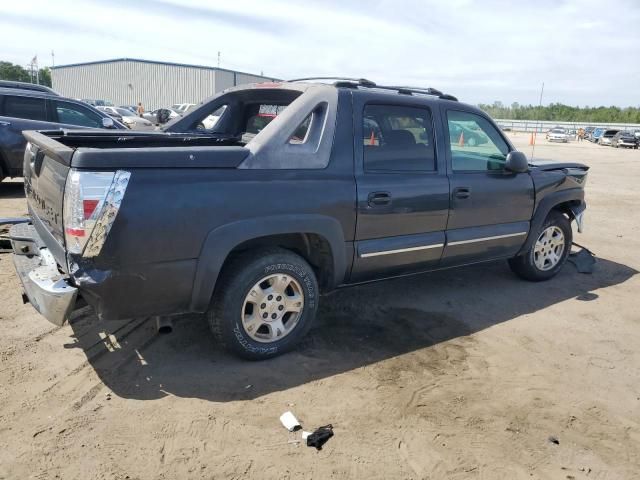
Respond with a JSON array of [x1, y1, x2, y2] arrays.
[[369, 130, 376, 146], [529, 132, 534, 146], [458, 132, 465, 147]]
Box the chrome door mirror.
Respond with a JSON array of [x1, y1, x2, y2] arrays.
[[102, 117, 114, 129]]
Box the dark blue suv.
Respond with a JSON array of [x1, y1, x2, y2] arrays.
[[0, 87, 124, 181]]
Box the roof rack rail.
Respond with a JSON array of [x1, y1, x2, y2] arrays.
[[287, 77, 457, 101], [288, 77, 377, 87]]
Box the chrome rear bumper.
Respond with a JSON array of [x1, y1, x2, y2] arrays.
[[9, 223, 77, 326]]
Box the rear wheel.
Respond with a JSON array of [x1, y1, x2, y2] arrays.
[[509, 210, 572, 281], [207, 248, 319, 360]]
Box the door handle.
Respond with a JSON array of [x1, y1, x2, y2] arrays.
[[453, 187, 471, 199], [368, 191, 392, 207]]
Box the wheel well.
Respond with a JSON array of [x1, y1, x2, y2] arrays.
[[0, 151, 7, 179], [551, 200, 581, 219], [223, 233, 335, 292]]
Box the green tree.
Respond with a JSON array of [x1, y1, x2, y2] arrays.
[[0, 61, 30, 82], [0, 61, 51, 87], [38, 67, 52, 87], [478, 102, 640, 124]]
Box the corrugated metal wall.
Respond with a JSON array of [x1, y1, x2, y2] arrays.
[[51, 59, 275, 110]]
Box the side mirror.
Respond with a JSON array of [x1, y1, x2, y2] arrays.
[[102, 117, 114, 129], [505, 151, 529, 173]]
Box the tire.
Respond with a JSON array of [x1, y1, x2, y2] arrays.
[[508, 210, 572, 282], [207, 248, 319, 360]]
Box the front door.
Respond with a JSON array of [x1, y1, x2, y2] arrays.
[[442, 109, 534, 266], [351, 99, 450, 282]]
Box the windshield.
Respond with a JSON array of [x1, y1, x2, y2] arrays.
[[115, 108, 134, 116], [551, 129, 564, 133]]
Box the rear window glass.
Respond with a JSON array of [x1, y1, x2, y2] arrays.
[[3, 95, 47, 121]]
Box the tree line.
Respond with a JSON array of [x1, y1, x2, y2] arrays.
[[0, 61, 52, 87], [479, 101, 640, 124]]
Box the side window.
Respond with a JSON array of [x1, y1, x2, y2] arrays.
[[288, 114, 311, 144], [54, 101, 103, 128], [3, 95, 47, 121], [447, 110, 509, 172], [363, 104, 436, 172]]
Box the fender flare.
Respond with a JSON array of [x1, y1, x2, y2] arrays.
[[518, 188, 585, 255], [189, 214, 348, 312]]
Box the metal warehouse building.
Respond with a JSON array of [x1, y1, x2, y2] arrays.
[[51, 58, 277, 110]]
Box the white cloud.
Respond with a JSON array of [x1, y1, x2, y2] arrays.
[[2, 0, 639, 106]]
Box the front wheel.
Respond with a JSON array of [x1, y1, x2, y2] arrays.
[[207, 248, 319, 360], [508, 211, 572, 281]]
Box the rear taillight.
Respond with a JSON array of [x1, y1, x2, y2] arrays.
[[63, 170, 130, 257]]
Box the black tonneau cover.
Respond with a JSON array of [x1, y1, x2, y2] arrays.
[[23, 130, 250, 169]]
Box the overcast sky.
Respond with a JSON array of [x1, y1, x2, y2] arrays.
[[3, 0, 639, 106]]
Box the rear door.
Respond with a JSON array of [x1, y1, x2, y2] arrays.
[[0, 94, 55, 176], [441, 108, 534, 266], [351, 94, 450, 282]]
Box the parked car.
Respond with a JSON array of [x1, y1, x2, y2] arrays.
[[4, 79, 588, 360], [589, 128, 605, 143], [96, 106, 124, 123], [0, 87, 125, 181], [171, 103, 196, 113], [143, 108, 180, 125], [119, 105, 138, 114], [197, 105, 227, 130], [546, 127, 569, 143], [81, 99, 114, 107], [99, 106, 155, 130], [598, 129, 620, 146], [447, 122, 488, 146], [611, 131, 638, 149], [0, 80, 59, 96]]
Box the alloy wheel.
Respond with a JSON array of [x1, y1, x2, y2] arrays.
[[241, 274, 304, 343], [533, 226, 566, 271]]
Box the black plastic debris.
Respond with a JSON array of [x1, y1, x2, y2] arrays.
[[306, 424, 334, 450], [548, 435, 560, 445], [568, 243, 596, 274]]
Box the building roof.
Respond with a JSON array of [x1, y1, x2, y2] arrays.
[[51, 58, 277, 80]]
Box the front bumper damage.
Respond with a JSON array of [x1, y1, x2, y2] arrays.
[[569, 202, 586, 233], [6, 222, 77, 326]]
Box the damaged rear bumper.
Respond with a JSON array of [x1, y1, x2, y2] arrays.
[[8, 222, 77, 326]]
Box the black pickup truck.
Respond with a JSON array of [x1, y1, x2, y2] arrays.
[[5, 79, 588, 359]]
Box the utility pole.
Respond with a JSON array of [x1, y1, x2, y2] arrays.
[[217, 51, 220, 68], [530, 81, 544, 160], [51, 50, 55, 68]]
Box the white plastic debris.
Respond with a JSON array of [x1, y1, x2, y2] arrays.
[[301, 431, 312, 440], [279, 411, 301, 431]]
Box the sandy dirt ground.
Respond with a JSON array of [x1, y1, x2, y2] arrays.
[[0, 135, 639, 480]]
